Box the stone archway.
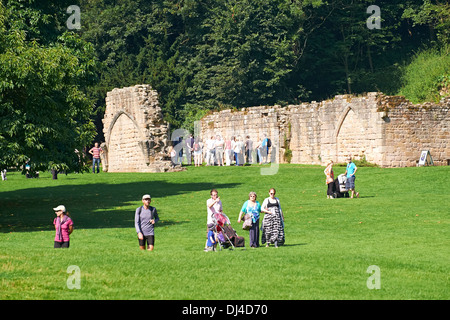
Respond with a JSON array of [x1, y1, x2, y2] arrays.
[[101, 85, 176, 172], [106, 111, 147, 172], [334, 106, 367, 163]]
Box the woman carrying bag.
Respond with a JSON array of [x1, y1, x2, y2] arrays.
[[237, 191, 261, 248]]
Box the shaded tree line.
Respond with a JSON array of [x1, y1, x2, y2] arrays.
[[78, 0, 448, 134]]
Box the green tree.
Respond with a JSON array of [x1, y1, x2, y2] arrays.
[[296, 0, 438, 100], [74, 0, 447, 135], [0, 1, 99, 172], [402, 0, 450, 45], [179, 0, 308, 111], [398, 44, 450, 103], [398, 1, 449, 102], [79, 0, 187, 129], [79, 0, 319, 131]]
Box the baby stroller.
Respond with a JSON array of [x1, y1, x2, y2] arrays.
[[213, 212, 245, 250], [333, 174, 349, 198]]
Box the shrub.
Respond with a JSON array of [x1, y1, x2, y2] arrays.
[[398, 44, 449, 103]]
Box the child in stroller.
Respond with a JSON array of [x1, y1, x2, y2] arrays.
[[209, 212, 245, 250]]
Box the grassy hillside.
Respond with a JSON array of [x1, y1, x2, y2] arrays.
[[1, 164, 448, 300]]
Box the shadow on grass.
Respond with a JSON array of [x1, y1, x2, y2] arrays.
[[282, 243, 308, 247], [0, 180, 241, 233]]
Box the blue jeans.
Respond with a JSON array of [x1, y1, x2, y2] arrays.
[[92, 158, 101, 173], [346, 175, 356, 189]]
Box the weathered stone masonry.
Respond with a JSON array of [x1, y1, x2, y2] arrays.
[[200, 92, 450, 167], [101, 85, 174, 172], [100, 85, 448, 171]]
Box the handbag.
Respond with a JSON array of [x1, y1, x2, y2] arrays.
[[242, 214, 252, 231]]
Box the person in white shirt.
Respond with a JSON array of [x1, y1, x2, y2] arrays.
[[205, 136, 216, 166], [231, 136, 237, 165], [225, 136, 232, 166], [215, 135, 225, 166], [234, 136, 244, 166], [193, 138, 203, 167]]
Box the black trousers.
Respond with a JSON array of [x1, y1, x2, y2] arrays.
[[327, 182, 335, 196], [54, 241, 70, 248]]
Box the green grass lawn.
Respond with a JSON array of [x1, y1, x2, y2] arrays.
[[0, 164, 448, 300]]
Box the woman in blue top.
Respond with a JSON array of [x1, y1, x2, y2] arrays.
[[238, 191, 261, 248]]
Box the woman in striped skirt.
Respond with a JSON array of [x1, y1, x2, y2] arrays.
[[261, 188, 285, 248]]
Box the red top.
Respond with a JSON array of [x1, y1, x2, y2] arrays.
[[90, 147, 102, 158]]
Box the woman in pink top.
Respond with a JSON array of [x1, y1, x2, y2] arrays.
[[53, 205, 73, 248]]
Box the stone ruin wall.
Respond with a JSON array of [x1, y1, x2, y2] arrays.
[[200, 92, 450, 167], [380, 95, 450, 167], [100, 85, 449, 171], [101, 85, 175, 172]]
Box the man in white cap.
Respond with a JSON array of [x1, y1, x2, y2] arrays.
[[135, 194, 159, 251]]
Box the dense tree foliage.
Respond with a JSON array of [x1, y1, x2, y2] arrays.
[[1, 0, 448, 169], [0, 0, 98, 172], [77, 0, 448, 134]]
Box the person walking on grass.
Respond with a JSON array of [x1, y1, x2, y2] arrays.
[[135, 194, 159, 251], [261, 188, 285, 248], [345, 156, 359, 199], [237, 191, 261, 248], [53, 205, 73, 248]]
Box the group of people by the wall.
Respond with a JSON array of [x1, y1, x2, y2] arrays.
[[170, 134, 272, 167], [205, 188, 285, 251], [86, 132, 273, 172]]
